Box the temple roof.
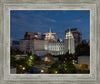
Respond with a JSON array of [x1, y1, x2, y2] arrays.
[[65, 28, 74, 39], [43, 28, 56, 35]]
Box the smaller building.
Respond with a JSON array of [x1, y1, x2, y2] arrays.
[[10, 38, 12, 47], [24, 32, 41, 40], [78, 56, 90, 65], [32, 40, 49, 56], [19, 39, 30, 53], [78, 56, 90, 69], [11, 45, 19, 50], [14, 54, 28, 60], [32, 50, 49, 56], [33, 39, 45, 50], [10, 67, 17, 74]]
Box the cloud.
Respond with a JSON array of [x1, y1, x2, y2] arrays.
[[10, 11, 57, 40], [33, 14, 56, 23], [71, 19, 82, 23], [11, 11, 56, 29], [63, 19, 82, 28], [44, 17, 56, 22], [29, 13, 56, 23]]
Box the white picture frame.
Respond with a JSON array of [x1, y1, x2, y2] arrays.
[[0, 0, 99, 84]]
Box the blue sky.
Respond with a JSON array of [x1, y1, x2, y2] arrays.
[[10, 10, 90, 41]]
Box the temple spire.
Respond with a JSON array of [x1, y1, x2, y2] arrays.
[[69, 27, 71, 32], [49, 28, 51, 33]]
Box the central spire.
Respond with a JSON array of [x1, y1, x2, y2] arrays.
[[49, 28, 51, 33], [69, 28, 71, 32]]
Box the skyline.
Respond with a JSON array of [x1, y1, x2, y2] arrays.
[[10, 10, 90, 41]]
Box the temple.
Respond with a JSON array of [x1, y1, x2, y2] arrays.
[[20, 28, 75, 56]]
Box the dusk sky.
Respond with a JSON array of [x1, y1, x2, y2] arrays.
[[10, 10, 90, 41]]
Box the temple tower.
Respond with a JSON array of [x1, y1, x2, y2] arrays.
[[64, 28, 75, 54]]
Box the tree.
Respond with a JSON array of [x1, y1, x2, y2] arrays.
[[10, 55, 36, 73], [10, 48, 24, 55], [32, 54, 41, 61], [48, 61, 77, 74], [75, 42, 90, 56], [27, 51, 32, 56], [59, 52, 77, 62], [10, 56, 16, 67]]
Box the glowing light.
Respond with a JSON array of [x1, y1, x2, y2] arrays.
[[23, 67, 25, 70], [41, 69, 44, 73], [44, 57, 50, 62], [20, 65, 22, 67], [30, 56, 33, 60], [29, 59, 31, 62], [16, 55, 20, 56], [72, 60, 75, 64], [55, 71, 58, 74]]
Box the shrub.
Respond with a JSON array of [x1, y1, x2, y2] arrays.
[[48, 61, 77, 74], [79, 64, 88, 69]]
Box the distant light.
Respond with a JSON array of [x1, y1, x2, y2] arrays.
[[16, 55, 20, 56], [23, 67, 25, 70], [72, 60, 74, 64], [20, 65, 22, 67], [44, 57, 49, 62], [55, 71, 58, 74], [30, 56, 33, 59], [29, 59, 31, 62], [41, 69, 44, 73]]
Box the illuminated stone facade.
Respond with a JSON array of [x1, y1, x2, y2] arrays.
[[20, 28, 75, 56], [43, 28, 56, 42], [47, 42, 64, 55], [65, 28, 82, 46], [64, 29, 75, 54], [32, 29, 75, 56], [32, 41, 65, 56]]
